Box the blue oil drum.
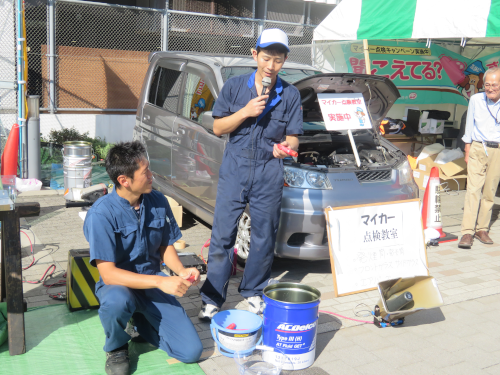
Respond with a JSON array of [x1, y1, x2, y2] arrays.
[[262, 282, 321, 370]]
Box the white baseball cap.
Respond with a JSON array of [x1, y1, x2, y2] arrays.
[[256, 28, 290, 52]]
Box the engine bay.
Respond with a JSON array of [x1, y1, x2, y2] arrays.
[[295, 130, 399, 169]]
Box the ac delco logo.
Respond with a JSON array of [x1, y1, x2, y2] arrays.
[[276, 323, 317, 333]]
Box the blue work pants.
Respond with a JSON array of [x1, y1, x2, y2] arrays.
[[95, 275, 203, 362], [200, 146, 284, 307]]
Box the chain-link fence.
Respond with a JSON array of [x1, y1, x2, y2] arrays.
[[53, 1, 162, 109], [0, 0, 17, 149], [23, 0, 317, 111], [168, 11, 260, 56], [25, 0, 47, 109], [264, 21, 315, 66]]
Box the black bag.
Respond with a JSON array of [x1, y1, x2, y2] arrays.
[[380, 118, 404, 134], [426, 110, 450, 120], [380, 117, 415, 136], [380, 118, 416, 137]]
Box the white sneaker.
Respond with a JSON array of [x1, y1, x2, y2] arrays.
[[198, 302, 220, 321], [245, 296, 265, 315]]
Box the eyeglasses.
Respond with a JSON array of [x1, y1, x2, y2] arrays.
[[485, 83, 500, 89]]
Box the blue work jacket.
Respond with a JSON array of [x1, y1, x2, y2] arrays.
[[212, 71, 303, 155], [83, 188, 181, 291]]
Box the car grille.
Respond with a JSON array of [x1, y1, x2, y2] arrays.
[[355, 170, 392, 183]]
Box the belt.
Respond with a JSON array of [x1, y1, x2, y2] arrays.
[[485, 141, 500, 148]]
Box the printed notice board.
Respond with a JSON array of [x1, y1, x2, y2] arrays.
[[317, 93, 372, 131], [325, 199, 428, 297]]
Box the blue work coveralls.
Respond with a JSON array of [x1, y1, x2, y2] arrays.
[[83, 188, 202, 362], [200, 71, 303, 307]]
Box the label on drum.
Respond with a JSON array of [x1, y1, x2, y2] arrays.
[[266, 320, 318, 370], [217, 330, 258, 352]]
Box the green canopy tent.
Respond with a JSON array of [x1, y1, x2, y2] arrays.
[[311, 0, 500, 109], [314, 0, 500, 42]]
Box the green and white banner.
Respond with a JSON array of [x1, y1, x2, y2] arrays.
[[314, 0, 500, 41], [325, 40, 500, 105]]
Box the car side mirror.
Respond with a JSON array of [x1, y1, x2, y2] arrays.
[[200, 111, 214, 131]]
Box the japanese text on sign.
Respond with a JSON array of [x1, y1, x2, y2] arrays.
[[351, 44, 431, 56], [358, 207, 403, 250], [349, 57, 444, 80], [324, 200, 428, 296], [317, 93, 372, 131]]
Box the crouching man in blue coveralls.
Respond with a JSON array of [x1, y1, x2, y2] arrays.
[[198, 28, 303, 320], [83, 142, 203, 375]]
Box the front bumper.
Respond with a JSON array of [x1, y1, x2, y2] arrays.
[[274, 173, 419, 260]]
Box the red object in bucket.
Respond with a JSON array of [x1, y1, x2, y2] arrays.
[[1, 124, 19, 176], [226, 323, 236, 329], [276, 144, 298, 158]]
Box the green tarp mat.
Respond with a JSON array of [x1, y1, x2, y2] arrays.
[[0, 302, 7, 347], [0, 305, 204, 375]]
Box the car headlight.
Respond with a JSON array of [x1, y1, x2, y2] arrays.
[[397, 160, 413, 185], [284, 166, 332, 190]]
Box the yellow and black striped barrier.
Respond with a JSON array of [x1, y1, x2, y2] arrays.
[[66, 250, 100, 312]]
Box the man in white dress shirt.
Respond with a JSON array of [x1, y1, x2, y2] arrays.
[[459, 67, 500, 249]]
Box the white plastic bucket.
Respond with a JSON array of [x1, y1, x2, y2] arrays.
[[210, 309, 263, 358]]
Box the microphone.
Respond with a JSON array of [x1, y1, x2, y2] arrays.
[[261, 77, 271, 96]]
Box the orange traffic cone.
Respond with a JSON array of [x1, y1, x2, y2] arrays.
[[421, 166, 457, 243], [1, 124, 19, 176]]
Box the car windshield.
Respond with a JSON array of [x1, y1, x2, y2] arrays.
[[221, 67, 320, 84]]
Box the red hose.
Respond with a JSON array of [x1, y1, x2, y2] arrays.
[[319, 310, 373, 324]]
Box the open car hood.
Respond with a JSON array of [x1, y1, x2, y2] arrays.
[[293, 73, 400, 130]]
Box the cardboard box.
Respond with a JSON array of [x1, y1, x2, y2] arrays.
[[429, 119, 445, 134], [419, 119, 431, 134], [165, 195, 183, 228], [419, 119, 444, 134], [414, 154, 467, 191]]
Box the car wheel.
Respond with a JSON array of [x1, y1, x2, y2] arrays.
[[235, 212, 251, 266]]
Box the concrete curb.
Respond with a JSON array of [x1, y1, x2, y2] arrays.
[[17, 188, 65, 197]]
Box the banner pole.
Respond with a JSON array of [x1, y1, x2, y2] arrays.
[[363, 39, 371, 74], [348, 129, 361, 167]]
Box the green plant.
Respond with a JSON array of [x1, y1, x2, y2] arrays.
[[46, 127, 114, 161], [47, 127, 88, 144], [94, 142, 114, 161]]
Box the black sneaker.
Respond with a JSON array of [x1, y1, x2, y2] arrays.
[[105, 344, 130, 375], [198, 301, 220, 322]]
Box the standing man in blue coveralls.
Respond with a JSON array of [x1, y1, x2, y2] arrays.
[[84, 142, 203, 375], [198, 29, 303, 320]]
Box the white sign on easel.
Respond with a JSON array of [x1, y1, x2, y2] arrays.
[[317, 93, 372, 167], [325, 199, 428, 297]]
